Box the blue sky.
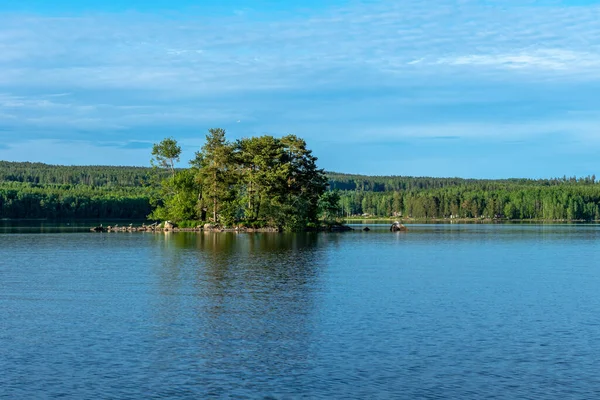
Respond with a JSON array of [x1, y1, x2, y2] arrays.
[[1, 0, 600, 178]]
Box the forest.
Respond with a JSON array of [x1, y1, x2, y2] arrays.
[[328, 172, 600, 220], [2, 147, 600, 222], [0, 161, 153, 219]]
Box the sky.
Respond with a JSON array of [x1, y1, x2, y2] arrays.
[[1, 0, 600, 178]]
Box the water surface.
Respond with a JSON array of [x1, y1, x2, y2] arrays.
[[2, 224, 600, 398]]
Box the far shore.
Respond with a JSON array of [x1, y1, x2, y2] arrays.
[[3, 218, 600, 224], [345, 217, 600, 223]]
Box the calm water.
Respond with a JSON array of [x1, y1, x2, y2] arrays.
[[2, 224, 600, 399]]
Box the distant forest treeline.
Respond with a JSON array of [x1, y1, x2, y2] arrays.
[[1, 160, 600, 220], [0, 161, 154, 219], [0, 161, 152, 187], [331, 172, 600, 220]]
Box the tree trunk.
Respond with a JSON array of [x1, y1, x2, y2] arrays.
[[213, 197, 217, 222], [248, 179, 253, 219], [213, 171, 217, 222]]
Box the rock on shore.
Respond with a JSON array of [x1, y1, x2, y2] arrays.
[[390, 221, 408, 232]]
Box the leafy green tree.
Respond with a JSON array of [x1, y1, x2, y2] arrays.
[[277, 135, 328, 229], [318, 190, 342, 222], [149, 169, 200, 222], [236, 135, 284, 222], [151, 137, 181, 176], [194, 128, 237, 224]]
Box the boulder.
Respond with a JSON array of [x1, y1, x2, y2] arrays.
[[390, 221, 408, 232], [164, 221, 176, 231], [363, 227, 371, 232]]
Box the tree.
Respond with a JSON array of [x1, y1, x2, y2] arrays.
[[277, 135, 328, 229], [318, 190, 342, 222], [236, 135, 285, 222], [148, 169, 201, 222], [151, 137, 181, 176], [194, 128, 237, 224]]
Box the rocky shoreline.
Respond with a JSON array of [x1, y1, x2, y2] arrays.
[[90, 222, 407, 233], [90, 222, 354, 233], [91, 223, 282, 233]]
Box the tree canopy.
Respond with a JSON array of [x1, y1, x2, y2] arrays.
[[151, 129, 329, 230], [151, 137, 181, 176]]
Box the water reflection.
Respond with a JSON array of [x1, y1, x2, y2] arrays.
[[147, 232, 327, 396]]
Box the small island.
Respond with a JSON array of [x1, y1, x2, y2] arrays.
[[145, 128, 349, 232]]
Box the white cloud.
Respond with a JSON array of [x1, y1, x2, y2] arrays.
[[0, 93, 245, 132], [332, 118, 600, 146], [437, 49, 600, 72], [0, 1, 599, 95]]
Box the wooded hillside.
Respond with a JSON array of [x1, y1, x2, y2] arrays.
[[2, 159, 599, 221]]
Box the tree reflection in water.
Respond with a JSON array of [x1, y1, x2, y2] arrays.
[[148, 231, 335, 396]]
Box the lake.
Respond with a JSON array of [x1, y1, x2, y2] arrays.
[[2, 224, 600, 399]]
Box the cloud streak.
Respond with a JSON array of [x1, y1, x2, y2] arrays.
[[2, 1, 600, 93]]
